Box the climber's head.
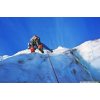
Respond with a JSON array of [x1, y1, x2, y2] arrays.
[[32, 35, 38, 40]]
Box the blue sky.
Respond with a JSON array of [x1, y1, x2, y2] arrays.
[[0, 17, 100, 55]]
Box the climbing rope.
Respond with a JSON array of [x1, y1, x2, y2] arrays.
[[47, 51, 59, 83]]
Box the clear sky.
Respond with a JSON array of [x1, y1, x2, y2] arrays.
[[0, 17, 100, 55]]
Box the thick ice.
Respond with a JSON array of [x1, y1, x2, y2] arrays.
[[0, 39, 100, 82]]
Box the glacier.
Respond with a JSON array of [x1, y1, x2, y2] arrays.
[[0, 39, 100, 83]]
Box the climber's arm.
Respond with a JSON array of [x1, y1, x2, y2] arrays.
[[42, 43, 53, 52]]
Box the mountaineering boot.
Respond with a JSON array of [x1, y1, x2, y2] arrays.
[[39, 49, 44, 53]]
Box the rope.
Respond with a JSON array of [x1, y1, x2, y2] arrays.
[[47, 51, 59, 83]]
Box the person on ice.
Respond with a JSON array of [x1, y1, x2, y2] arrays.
[[28, 35, 53, 53]]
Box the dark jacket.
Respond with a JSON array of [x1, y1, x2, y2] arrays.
[[28, 37, 41, 49]]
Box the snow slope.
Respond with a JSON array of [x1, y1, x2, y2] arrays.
[[0, 39, 100, 83], [72, 39, 100, 81]]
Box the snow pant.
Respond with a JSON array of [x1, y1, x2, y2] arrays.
[[30, 47, 35, 53], [30, 44, 44, 53]]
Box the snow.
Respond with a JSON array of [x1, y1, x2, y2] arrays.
[[0, 39, 100, 83], [53, 46, 69, 54], [73, 39, 100, 80]]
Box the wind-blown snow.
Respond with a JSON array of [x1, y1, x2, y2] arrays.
[[0, 39, 100, 83]]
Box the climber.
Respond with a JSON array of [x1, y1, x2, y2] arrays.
[[28, 35, 44, 53], [28, 35, 53, 53]]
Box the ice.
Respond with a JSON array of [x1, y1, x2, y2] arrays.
[[0, 39, 100, 82], [73, 38, 100, 80]]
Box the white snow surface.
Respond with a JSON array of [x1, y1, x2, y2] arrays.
[[0, 39, 100, 83], [73, 39, 100, 81]]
